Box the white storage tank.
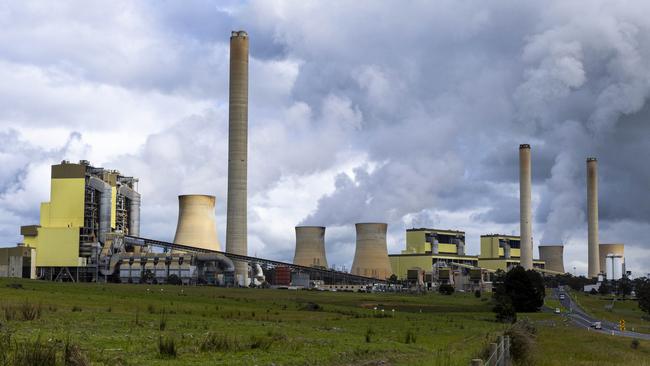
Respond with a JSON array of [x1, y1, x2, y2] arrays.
[[605, 254, 624, 280]]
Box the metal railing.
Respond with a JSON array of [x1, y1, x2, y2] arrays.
[[470, 335, 510, 366]]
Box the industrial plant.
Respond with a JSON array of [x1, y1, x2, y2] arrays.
[[0, 30, 628, 291]]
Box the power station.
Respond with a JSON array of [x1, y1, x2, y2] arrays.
[[1, 30, 630, 289]]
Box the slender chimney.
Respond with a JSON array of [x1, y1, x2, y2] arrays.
[[587, 158, 599, 278], [519, 144, 533, 269], [226, 30, 249, 286]]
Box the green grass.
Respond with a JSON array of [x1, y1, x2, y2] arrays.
[[571, 290, 650, 334], [0, 278, 646, 365]]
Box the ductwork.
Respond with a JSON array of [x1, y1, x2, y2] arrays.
[[119, 185, 141, 237], [457, 239, 465, 256], [88, 176, 112, 243], [195, 253, 235, 272]]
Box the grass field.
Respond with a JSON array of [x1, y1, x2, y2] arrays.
[[0, 279, 649, 365], [570, 290, 650, 334]]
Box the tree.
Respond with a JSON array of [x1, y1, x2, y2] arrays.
[[438, 283, 455, 295], [505, 266, 545, 312], [617, 276, 633, 298], [493, 266, 545, 313], [636, 278, 650, 315], [598, 280, 611, 295]]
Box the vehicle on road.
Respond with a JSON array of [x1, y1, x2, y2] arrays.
[[559, 294, 565, 300], [554, 308, 561, 314], [592, 321, 602, 329]]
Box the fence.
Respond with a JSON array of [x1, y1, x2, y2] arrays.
[[470, 335, 510, 366]]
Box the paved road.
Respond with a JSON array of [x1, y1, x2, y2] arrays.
[[550, 287, 650, 340]]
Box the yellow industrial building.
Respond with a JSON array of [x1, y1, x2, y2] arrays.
[[477, 234, 545, 271], [389, 228, 478, 280], [389, 229, 546, 288], [20, 160, 140, 280]]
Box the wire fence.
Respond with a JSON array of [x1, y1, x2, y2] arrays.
[[470, 335, 510, 366]]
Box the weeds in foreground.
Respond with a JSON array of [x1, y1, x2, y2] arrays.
[[158, 335, 177, 358], [12, 337, 56, 366], [404, 329, 417, 344], [2, 300, 41, 321], [64, 338, 90, 366]]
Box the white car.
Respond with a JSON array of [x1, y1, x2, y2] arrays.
[[554, 308, 561, 314], [559, 294, 565, 300], [592, 322, 602, 329]]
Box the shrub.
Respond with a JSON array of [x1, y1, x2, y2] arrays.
[[494, 298, 517, 324], [438, 284, 455, 295], [64, 338, 90, 366], [474, 290, 481, 298], [493, 266, 544, 313], [0, 330, 11, 365], [589, 288, 598, 295], [13, 337, 56, 366], [365, 327, 374, 343], [158, 335, 177, 358], [300, 302, 322, 311], [404, 329, 416, 344], [505, 319, 537, 365], [147, 304, 156, 314], [167, 274, 182, 285], [249, 335, 274, 350], [199, 332, 243, 352], [159, 309, 167, 331], [71, 306, 82, 312], [631, 339, 640, 350]]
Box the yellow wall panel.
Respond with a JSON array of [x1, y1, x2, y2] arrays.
[[48, 178, 85, 227], [111, 187, 117, 229], [40, 202, 51, 227], [389, 256, 432, 279], [35, 227, 79, 267], [438, 243, 457, 254]]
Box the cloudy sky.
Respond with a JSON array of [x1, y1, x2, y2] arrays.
[[1, 1, 649, 276]]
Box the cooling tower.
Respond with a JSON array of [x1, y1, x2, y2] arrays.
[[173, 195, 220, 251], [587, 158, 599, 278], [519, 144, 533, 270], [599, 243, 624, 273], [225, 30, 249, 285], [351, 223, 392, 279], [294, 226, 328, 268], [538, 245, 565, 273]]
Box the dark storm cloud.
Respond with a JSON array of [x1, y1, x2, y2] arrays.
[[0, 1, 648, 275]]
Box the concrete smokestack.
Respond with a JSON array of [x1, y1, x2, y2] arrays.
[[519, 144, 533, 269], [226, 30, 249, 285], [351, 223, 392, 279], [587, 158, 600, 278], [294, 226, 328, 268], [173, 195, 220, 251]]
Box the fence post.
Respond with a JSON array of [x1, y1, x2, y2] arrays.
[[505, 336, 510, 364], [498, 335, 504, 366], [471, 360, 483, 366], [490, 343, 498, 366]]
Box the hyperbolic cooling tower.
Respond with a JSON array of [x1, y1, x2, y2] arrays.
[[598, 243, 624, 273], [225, 30, 249, 285], [294, 226, 328, 268], [538, 245, 565, 273], [351, 223, 392, 279], [173, 195, 220, 251], [519, 144, 533, 270], [587, 158, 600, 278]]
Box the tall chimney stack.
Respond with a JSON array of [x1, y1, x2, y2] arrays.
[[226, 30, 249, 286], [587, 157, 600, 278], [519, 144, 533, 269]]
